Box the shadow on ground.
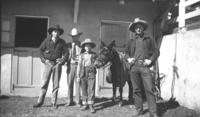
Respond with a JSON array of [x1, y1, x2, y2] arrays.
[[157, 98, 180, 116], [0, 96, 200, 117], [0, 95, 9, 100]]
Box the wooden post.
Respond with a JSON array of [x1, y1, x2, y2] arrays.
[[73, 0, 80, 23], [179, 0, 185, 28]]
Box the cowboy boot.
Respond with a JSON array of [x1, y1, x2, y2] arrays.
[[89, 105, 95, 113], [81, 104, 88, 111], [33, 102, 43, 108]]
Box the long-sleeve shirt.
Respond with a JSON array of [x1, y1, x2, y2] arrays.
[[39, 37, 69, 62], [125, 33, 160, 63]]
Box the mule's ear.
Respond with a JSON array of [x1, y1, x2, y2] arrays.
[[108, 40, 116, 48], [100, 40, 107, 48]]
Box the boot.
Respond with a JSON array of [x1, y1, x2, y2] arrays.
[[81, 105, 88, 111], [89, 105, 95, 113], [149, 112, 159, 117], [52, 103, 58, 109], [132, 107, 143, 116], [33, 102, 43, 108], [75, 103, 82, 108], [65, 101, 75, 107]]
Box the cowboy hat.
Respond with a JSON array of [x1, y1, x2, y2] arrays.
[[69, 28, 82, 36], [81, 38, 96, 48], [48, 25, 64, 35], [129, 18, 148, 32]]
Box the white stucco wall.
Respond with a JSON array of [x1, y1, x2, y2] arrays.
[[159, 29, 200, 112], [1, 49, 12, 95]]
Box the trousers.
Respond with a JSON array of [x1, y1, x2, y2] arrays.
[[81, 67, 96, 105], [67, 64, 81, 104], [130, 64, 157, 114], [37, 61, 62, 104]]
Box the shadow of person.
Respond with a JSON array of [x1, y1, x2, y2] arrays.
[[94, 97, 117, 111], [0, 95, 9, 100], [57, 103, 66, 107]]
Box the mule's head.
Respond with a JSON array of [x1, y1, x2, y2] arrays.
[[94, 40, 116, 68]]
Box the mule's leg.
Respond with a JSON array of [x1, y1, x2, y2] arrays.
[[112, 83, 117, 103], [128, 79, 134, 103], [118, 86, 123, 107]]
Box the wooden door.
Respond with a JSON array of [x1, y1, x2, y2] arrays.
[[96, 20, 131, 97], [11, 16, 48, 96], [12, 48, 42, 96]]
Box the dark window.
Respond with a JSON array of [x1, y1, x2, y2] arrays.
[[15, 16, 48, 48]]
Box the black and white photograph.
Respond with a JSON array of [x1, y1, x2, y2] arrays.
[[1, 0, 200, 117]]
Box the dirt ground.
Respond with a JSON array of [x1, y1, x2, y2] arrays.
[[0, 96, 200, 117]]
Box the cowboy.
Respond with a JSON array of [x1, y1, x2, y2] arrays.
[[33, 25, 69, 109], [77, 38, 97, 113], [65, 28, 82, 107], [125, 18, 160, 117]]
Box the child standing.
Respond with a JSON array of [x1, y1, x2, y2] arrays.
[[76, 38, 97, 113]]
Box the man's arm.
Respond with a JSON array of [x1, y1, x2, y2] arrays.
[[57, 40, 69, 64], [124, 39, 131, 59], [124, 39, 136, 63], [62, 41, 69, 61], [149, 38, 160, 63], [39, 39, 47, 63]]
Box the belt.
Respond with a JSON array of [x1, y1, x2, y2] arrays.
[[46, 60, 57, 65], [71, 62, 78, 65], [85, 66, 96, 73], [135, 60, 144, 65]]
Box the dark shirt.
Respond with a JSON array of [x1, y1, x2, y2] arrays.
[[39, 37, 69, 61], [134, 35, 146, 60], [125, 33, 160, 63]]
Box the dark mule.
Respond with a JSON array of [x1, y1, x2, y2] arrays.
[[94, 40, 133, 107]]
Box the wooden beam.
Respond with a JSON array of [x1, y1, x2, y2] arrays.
[[73, 0, 80, 23], [185, 9, 200, 19], [179, 0, 185, 27], [185, 0, 200, 7], [177, 8, 200, 23]]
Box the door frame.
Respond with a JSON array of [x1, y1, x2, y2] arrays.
[[11, 15, 50, 93], [95, 20, 132, 97]]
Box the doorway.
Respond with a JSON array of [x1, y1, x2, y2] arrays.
[[12, 16, 49, 96], [96, 20, 131, 97]]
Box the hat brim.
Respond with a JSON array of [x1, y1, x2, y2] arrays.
[[129, 22, 148, 32], [68, 32, 82, 37], [81, 42, 96, 48], [48, 28, 64, 35]]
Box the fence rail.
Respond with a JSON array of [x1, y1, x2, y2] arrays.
[[178, 0, 200, 27]]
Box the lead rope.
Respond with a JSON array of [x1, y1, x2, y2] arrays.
[[170, 31, 180, 101]]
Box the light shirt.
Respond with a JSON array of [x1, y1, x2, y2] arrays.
[[76, 51, 97, 77], [82, 52, 92, 67], [71, 42, 81, 63]]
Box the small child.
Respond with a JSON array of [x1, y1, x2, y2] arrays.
[[76, 38, 97, 113]]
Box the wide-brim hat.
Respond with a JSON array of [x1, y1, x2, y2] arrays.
[[69, 28, 82, 37], [48, 25, 64, 35], [81, 38, 96, 48], [129, 18, 148, 32]]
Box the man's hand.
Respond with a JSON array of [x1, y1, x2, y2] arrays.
[[77, 77, 81, 83], [40, 57, 46, 63], [56, 58, 64, 64], [143, 59, 152, 66], [127, 58, 135, 63]]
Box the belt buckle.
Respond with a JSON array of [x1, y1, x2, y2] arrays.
[[137, 60, 143, 65], [71, 62, 78, 65]]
